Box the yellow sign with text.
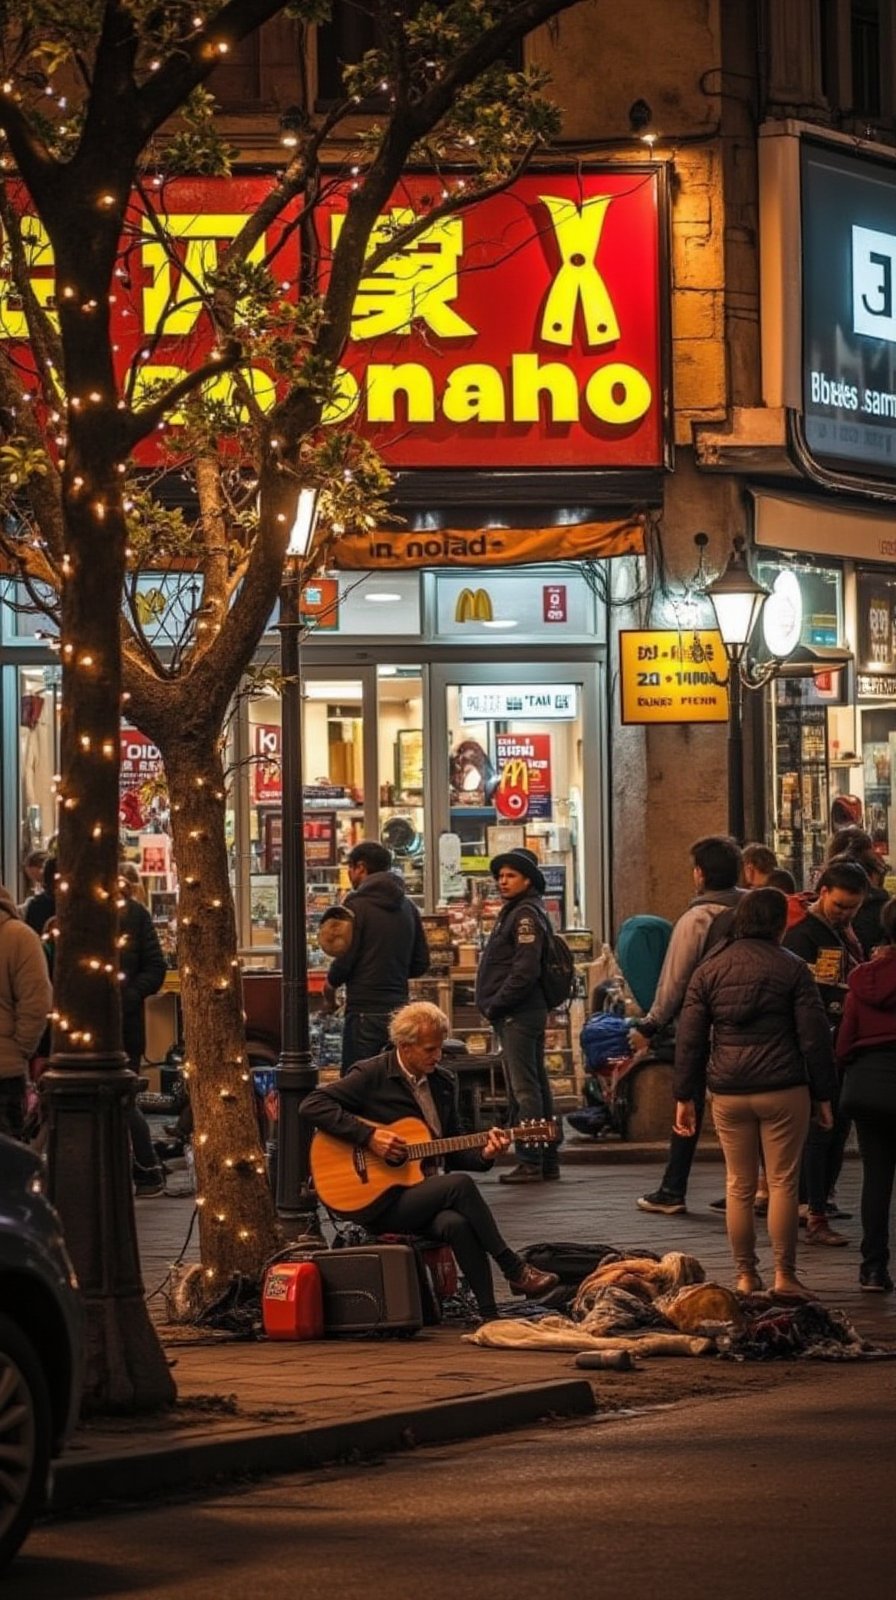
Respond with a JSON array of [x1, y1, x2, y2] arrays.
[[619, 630, 729, 725]]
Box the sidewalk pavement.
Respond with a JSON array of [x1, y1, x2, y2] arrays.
[[50, 1144, 896, 1515]]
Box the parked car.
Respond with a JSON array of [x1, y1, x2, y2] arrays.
[[0, 1134, 83, 1571]]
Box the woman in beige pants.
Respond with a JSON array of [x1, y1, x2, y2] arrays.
[[673, 888, 836, 1302]]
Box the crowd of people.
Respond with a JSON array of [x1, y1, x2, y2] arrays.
[[647, 827, 896, 1300], [4, 816, 895, 1319]]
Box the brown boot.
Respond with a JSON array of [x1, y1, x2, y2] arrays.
[[507, 1264, 560, 1297]]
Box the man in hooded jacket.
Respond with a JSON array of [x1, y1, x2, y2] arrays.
[[323, 841, 429, 1074]]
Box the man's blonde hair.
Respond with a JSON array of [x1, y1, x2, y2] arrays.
[[389, 1001, 450, 1046]]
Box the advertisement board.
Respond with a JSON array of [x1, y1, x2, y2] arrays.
[[619, 630, 729, 725], [802, 140, 896, 480]]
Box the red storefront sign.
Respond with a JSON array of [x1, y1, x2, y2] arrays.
[[1, 169, 665, 472], [543, 583, 568, 623], [253, 724, 282, 804]]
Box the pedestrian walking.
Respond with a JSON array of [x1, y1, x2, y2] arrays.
[[475, 846, 559, 1184], [633, 835, 744, 1215], [674, 888, 836, 1302], [783, 857, 867, 1246], [837, 896, 896, 1293], [321, 841, 430, 1074]]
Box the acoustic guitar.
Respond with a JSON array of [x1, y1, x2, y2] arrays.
[[310, 1115, 558, 1215]]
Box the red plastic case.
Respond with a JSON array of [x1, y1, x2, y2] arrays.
[[262, 1261, 324, 1340]]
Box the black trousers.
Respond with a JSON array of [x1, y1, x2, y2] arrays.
[[853, 1109, 896, 1274], [662, 1086, 707, 1197], [802, 1077, 851, 1214], [370, 1172, 516, 1317]]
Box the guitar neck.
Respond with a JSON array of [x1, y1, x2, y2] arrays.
[[403, 1124, 553, 1161], [404, 1130, 491, 1161]]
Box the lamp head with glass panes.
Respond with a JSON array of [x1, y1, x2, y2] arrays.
[[704, 535, 769, 667]]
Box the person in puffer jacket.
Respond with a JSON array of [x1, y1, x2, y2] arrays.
[[837, 896, 896, 1293], [674, 887, 836, 1303]]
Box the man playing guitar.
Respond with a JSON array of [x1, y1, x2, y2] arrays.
[[300, 1000, 559, 1322]]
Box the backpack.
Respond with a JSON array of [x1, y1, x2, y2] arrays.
[[533, 909, 575, 1008]]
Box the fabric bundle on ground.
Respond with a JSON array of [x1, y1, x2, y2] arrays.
[[463, 1315, 713, 1357]]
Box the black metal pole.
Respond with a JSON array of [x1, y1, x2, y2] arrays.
[[727, 664, 745, 844], [274, 563, 319, 1231]]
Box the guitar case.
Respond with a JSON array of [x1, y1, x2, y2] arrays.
[[316, 1244, 424, 1336]]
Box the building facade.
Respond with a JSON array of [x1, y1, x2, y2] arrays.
[[5, 1, 896, 950]]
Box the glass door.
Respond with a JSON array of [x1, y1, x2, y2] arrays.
[[429, 661, 605, 936]]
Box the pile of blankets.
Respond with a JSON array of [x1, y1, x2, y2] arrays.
[[464, 1250, 889, 1360]]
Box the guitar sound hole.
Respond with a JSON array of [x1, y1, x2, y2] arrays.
[[385, 1151, 408, 1168]]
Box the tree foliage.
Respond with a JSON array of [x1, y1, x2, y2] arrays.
[[0, 0, 581, 1293]]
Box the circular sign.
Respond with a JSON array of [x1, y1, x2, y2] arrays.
[[762, 570, 803, 658]]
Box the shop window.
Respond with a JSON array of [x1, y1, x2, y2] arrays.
[[378, 667, 424, 905], [443, 681, 584, 923], [18, 666, 60, 882], [246, 681, 366, 953]]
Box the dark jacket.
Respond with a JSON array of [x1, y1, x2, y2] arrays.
[[851, 887, 889, 960], [119, 898, 165, 1062], [837, 952, 896, 1116], [837, 951, 896, 1061], [782, 910, 863, 1026], [475, 888, 548, 1020], [24, 891, 55, 936], [674, 936, 837, 1104], [327, 871, 429, 1012], [299, 1049, 491, 1221]]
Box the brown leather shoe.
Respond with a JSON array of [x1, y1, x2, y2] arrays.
[[507, 1264, 560, 1297], [499, 1165, 544, 1185]]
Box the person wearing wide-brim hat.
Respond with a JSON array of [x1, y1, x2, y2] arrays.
[[475, 847, 560, 1183]]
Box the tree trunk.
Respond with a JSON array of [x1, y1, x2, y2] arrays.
[[44, 491, 175, 1412], [162, 731, 279, 1287]]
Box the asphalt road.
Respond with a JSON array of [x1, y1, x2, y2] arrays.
[[10, 1363, 896, 1599]]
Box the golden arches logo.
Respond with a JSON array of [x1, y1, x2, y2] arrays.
[[455, 587, 493, 622], [495, 757, 530, 819]]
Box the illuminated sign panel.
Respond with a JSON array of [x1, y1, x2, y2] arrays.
[[0, 170, 665, 471], [802, 141, 896, 479], [619, 630, 729, 725]]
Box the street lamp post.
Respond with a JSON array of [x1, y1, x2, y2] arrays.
[[274, 487, 320, 1231], [704, 535, 770, 843]]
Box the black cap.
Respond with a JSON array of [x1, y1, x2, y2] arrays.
[[489, 847, 546, 896]]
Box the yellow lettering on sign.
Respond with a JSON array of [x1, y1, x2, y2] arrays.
[[332, 210, 476, 340], [366, 363, 435, 423], [538, 195, 619, 348], [141, 214, 266, 337], [323, 367, 360, 425], [133, 363, 276, 423], [585, 362, 652, 425], [511, 354, 580, 423], [443, 363, 506, 422], [0, 216, 57, 339]]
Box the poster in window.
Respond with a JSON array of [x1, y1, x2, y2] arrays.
[[138, 833, 172, 880], [250, 876, 280, 936], [304, 811, 338, 868], [396, 729, 424, 797]]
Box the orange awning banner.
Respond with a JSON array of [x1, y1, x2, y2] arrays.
[[326, 516, 646, 570]]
